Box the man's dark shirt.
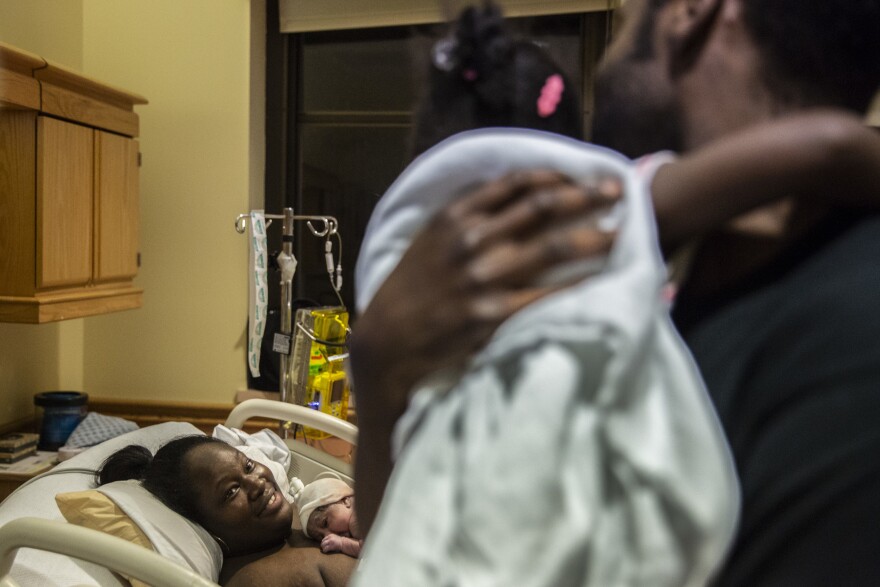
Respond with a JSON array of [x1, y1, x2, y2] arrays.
[[673, 211, 880, 586]]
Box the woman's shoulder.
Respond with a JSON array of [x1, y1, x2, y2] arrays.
[[221, 534, 357, 587]]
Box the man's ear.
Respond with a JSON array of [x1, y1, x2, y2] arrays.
[[668, 0, 724, 77]]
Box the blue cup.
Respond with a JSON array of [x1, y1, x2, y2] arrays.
[[34, 391, 88, 451]]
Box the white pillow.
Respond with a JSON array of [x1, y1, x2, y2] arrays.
[[55, 480, 224, 585], [55, 480, 222, 582], [59, 422, 223, 581], [99, 480, 222, 581], [0, 422, 213, 587]]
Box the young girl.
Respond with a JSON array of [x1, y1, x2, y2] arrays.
[[407, 1, 880, 256], [409, 2, 583, 158]]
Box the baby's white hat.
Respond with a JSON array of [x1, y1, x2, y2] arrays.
[[293, 476, 353, 538]]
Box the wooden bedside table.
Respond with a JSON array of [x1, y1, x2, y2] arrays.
[[0, 452, 57, 502]]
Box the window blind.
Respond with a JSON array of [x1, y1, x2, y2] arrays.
[[279, 0, 621, 33]]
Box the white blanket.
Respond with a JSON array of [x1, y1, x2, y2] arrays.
[[353, 129, 739, 587]]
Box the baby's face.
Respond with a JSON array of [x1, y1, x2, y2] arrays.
[[307, 496, 355, 539]]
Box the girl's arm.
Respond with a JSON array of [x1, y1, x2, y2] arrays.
[[652, 109, 880, 254]]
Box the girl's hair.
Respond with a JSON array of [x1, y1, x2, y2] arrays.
[[410, 1, 583, 158], [97, 435, 225, 523]]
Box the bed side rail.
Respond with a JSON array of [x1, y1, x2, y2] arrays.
[[224, 399, 357, 445], [0, 517, 218, 587]]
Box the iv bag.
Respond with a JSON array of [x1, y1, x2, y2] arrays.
[[289, 306, 351, 439]]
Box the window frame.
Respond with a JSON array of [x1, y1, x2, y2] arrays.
[[263, 3, 613, 307]]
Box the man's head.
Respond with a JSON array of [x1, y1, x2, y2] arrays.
[[741, 0, 880, 112], [591, 0, 880, 157]]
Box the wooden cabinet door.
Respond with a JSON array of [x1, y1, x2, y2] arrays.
[[94, 130, 139, 282], [36, 116, 93, 289], [0, 111, 37, 296]]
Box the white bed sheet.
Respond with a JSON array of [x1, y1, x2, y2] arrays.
[[0, 421, 202, 587], [0, 400, 359, 587]]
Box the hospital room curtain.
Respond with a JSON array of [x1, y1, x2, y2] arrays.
[[278, 0, 622, 33]]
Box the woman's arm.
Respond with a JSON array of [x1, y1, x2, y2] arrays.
[[652, 109, 880, 254]]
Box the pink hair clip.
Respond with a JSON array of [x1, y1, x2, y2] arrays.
[[463, 68, 479, 82], [537, 74, 564, 118]]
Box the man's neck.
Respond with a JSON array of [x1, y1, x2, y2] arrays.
[[680, 76, 790, 152], [675, 0, 789, 152]]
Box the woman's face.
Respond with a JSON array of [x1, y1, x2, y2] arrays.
[[185, 442, 293, 555]]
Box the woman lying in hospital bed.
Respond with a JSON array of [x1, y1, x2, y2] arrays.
[[0, 400, 357, 587], [96, 436, 356, 586]]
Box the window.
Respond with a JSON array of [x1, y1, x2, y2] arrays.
[[265, 5, 611, 312]]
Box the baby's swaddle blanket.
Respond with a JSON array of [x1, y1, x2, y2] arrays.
[[353, 129, 739, 587]]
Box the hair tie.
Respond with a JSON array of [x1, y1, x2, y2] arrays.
[[431, 37, 456, 72], [537, 74, 564, 118]]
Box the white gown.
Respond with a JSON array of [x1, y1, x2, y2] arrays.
[[353, 128, 739, 587]]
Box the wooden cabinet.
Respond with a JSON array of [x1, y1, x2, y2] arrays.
[[0, 42, 147, 323], [37, 115, 94, 289]]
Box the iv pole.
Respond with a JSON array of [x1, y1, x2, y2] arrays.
[[235, 208, 338, 433], [279, 208, 294, 407]]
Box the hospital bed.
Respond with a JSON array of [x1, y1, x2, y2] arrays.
[[0, 399, 357, 587]]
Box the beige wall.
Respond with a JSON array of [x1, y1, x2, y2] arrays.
[[0, 1, 89, 427], [0, 0, 258, 427], [0, 0, 84, 69], [0, 325, 62, 429]]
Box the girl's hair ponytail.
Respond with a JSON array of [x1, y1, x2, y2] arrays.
[[451, 2, 512, 111], [411, 1, 582, 159]]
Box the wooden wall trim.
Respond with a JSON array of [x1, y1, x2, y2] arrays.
[[4, 398, 351, 451], [0, 416, 36, 437], [88, 397, 277, 434]]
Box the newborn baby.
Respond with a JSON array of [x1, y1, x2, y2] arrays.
[[296, 477, 362, 558]]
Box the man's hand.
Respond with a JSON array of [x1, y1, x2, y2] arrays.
[[352, 170, 622, 537], [352, 170, 621, 397]]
